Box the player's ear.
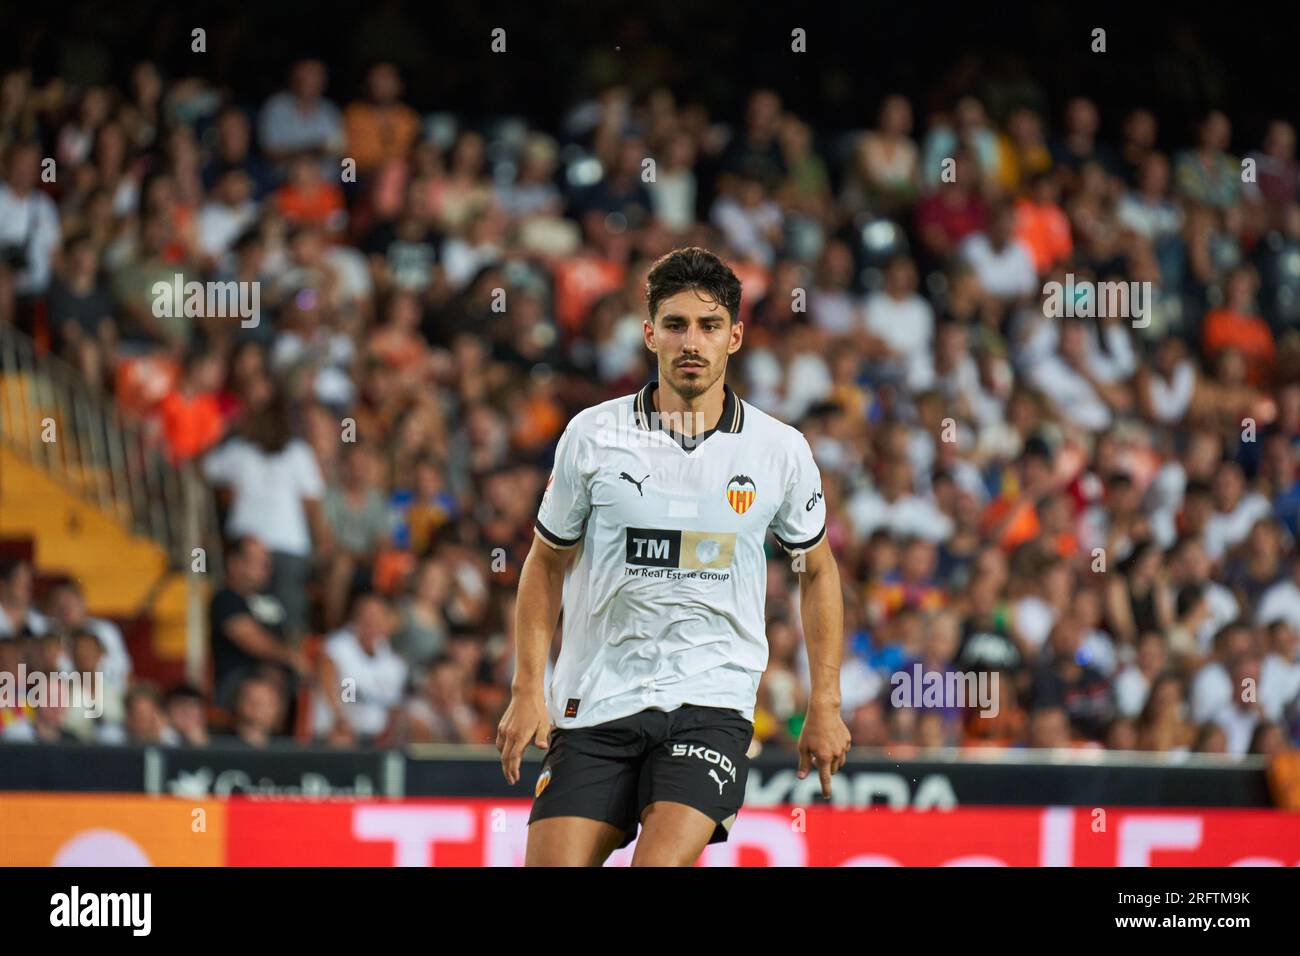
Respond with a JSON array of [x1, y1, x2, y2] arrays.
[[727, 318, 744, 354], [643, 317, 657, 352]]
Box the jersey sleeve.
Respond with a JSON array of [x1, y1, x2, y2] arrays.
[[770, 434, 827, 552], [535, 419, 592, 549]]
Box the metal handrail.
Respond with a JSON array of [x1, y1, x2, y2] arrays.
[[0, 320, 224, 604]]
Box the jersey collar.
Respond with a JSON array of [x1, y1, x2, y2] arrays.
[[634, 379, 745, 435]]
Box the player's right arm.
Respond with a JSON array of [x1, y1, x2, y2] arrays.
[[497, 535, 573, 784], [497, 419, 593, 784]]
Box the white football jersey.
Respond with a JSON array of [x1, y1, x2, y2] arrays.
[[535, 379, 827, 729]]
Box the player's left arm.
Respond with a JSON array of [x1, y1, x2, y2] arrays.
[[769, 434, 852, 798], [793, 537, 852, 798]]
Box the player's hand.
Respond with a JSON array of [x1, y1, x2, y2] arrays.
[[495, 692, 551, 786], [796, 703, 852, 799]]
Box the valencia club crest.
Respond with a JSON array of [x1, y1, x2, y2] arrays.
[[726, 474, 756, 515]]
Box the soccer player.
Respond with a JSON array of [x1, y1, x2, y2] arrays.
[[497, 247, 851, 866]]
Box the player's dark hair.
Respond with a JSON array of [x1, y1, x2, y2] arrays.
[[645, 247, 742, 324]]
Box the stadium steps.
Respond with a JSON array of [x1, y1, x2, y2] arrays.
[[0, 446, 197, 685]]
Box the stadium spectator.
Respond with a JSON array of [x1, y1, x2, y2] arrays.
[[846, 94, 919, 215], [227, 672, 286, 748], [124, 683, 179, 745], [42, 579, 132, 686], [165, 684, 211, 748], [321, 442, 395, 629], [46, 230, 117, 382], [313, 592, 408, 745], [0, 558, 47, 638], [862, 254, 934, 380], [203, 106, 277, 199], [404, 653, 488, 744], [158, 348, 226, 463], [343, 62, 421, 177], [1201, 265, 1276, 387], [63, 629, 126, 742], [1175, 110, 1241, 209], [0, 140, 61, 322], [392, 557, 451, 668], [203, 392, 329, 641], [258, 59, 344, 166], [196, 169, 259, 265], [207, 535, 307, 711]]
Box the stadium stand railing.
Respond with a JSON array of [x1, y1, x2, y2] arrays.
[[0, 320, 222, 683]]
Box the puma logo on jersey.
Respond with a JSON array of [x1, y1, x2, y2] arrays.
[[708, 769, 728, 795], [619, 472, 650, 496]]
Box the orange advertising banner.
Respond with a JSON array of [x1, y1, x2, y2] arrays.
[[0, 794, 226, 866]]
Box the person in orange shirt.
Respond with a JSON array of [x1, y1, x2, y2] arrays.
[[343, 63, 421, 176], [1202, 264, 1276, 386], [1034, 491, 1080, 560], [1014, 172, 1072, 274], [274, 150, 346, 233], [982, 439, 1056, 553], [159, 349, 226, 463]]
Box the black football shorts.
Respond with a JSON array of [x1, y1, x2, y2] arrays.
[[528, 703, 755, 849]]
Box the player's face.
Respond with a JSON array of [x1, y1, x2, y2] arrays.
[[645, 289, 743, 399]]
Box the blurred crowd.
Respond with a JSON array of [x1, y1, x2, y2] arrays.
[[1, 54, 1299, 758]]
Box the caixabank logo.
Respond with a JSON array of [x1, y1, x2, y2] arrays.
[[624, 527, 735, 580]]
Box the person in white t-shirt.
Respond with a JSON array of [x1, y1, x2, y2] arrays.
[[43, 579, 132, 687], [846, 458, 953, 543], [807, 240, 861, 337], [1259, 620, 1300, 723], [862, 254, 934, 381], [202, 391, 329, 642], [1203, 461, 1273, 562], [959, 203, 1037, 302], [314, 592, 408, 745], [1114, 631, 1168, 717], [1214, 657, 1263, 755], [1190, 624, 1253, 724], [0, 142, 61, 305], [195, 169, 259, 265], [1258, 557, 1300, 631]]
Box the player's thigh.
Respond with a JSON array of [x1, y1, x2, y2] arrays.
[[630, 800, 717, 867], [525, 816, 628, 867], [634, 705, 755, 863], [526, 715, 645, 860]]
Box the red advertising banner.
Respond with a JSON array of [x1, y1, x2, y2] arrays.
[[223, 800, 1300, 867], [4, 795, 1297, 866]]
